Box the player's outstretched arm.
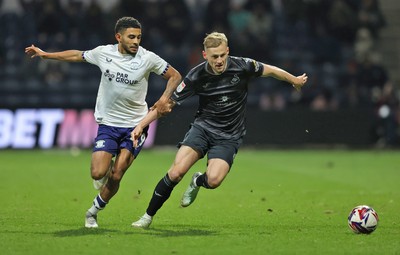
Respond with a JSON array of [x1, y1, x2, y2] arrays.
[[262, 64, 308, 91], [25, 44, 84, 62]]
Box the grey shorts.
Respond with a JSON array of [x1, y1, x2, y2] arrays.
[[178, 124, 243, 167]]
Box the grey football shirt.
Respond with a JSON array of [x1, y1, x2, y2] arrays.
[[172, 56, 264, 139]]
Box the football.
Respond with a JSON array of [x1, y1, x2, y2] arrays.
[[348, 205, 379, 234]]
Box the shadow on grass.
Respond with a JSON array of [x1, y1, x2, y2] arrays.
[[53, 225, 217, 238], [135, 226, 218, 238], [53, 228, 120, 237]]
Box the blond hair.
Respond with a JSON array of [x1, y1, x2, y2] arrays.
[[203, 32, 228, 49]]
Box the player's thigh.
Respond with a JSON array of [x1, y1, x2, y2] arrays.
[[206, 138, 241, 186], [114, 148, 135, 174], [207, 142, 239, 168], [91, 150, 113, 178], [206, 158, 230, 187], [168, 145, 201, 181]]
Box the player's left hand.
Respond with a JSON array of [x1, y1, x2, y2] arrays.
[[131, 126, 143, 148], [292, 73, 308, 92], [150, 98, 174, 117]]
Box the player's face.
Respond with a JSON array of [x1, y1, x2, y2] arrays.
[[203, 43, 229, 74], [116, 28, 142, 55]]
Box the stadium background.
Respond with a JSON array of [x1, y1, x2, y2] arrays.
[[1, 0, 399, 149]]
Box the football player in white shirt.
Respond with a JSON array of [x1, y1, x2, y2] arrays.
[[25, 17, 182, 228]]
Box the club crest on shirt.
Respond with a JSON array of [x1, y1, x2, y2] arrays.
[[230, 74, 240, 85], [130, 61, 140, 70]]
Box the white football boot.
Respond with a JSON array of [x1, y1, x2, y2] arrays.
[[180, 172, 202, 207], [85, 211, 98, 228], [131, 214, 152, 229]]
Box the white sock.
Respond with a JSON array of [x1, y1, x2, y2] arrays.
[[88, 194, 107, 215], [143, 213, 152, 220], [88, 205, 99, 216]]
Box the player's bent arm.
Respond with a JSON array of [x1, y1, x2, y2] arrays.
[[153, 66, 182, 116], [131, 100, 176, 146], [25, 44, 84, 62], [161, 66, 182, 99], [140, 99, 176, 128]]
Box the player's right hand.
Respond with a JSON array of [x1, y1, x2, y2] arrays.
[[150, 98, 175, 117], [24, 44, 46, 58], [292, 73, 308, 91]]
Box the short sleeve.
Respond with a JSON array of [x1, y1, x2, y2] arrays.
[[148, 51, 169, 76], [242, 57, 264, 77], [82, 46, 104, 65], [171, 78, 196, 105]]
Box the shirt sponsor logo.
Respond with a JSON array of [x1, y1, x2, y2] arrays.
[[104, 70, 139, 85], [104, 70, 115, 81], [215, 95, 237, 107], [116, 72, 138, 85]]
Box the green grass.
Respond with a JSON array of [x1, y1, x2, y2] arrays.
[[0, 149, 399, 255]]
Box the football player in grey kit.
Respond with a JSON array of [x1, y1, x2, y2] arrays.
[[25, 17, 182, 228], [131, 32, 308, 228]]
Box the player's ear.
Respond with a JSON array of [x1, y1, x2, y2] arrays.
[[115, 33, 121, 42], [227, 47, 229, 55], [202, 50, 207, 60]]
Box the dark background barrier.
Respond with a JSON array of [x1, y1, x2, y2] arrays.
[[0, 107, 389, 148], [154, 106, 375, 147]]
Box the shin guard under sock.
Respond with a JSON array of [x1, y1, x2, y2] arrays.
[[146, 173, 177, 216]]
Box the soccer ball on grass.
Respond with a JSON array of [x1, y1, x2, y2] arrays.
[[348, 205, 379, 234]]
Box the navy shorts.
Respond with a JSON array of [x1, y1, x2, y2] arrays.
[[179, 124, 243, 167], [93, 124, 148, 157]]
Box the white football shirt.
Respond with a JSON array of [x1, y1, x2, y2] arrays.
[[83, 44, 168, 127]]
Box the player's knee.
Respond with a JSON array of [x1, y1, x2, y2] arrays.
[[109, 170, 124, 183], [205, 175, 221, 189], [90, 167, 104, 180], [168, 169, 186, 183]]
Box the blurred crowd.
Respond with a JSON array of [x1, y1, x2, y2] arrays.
[[0, 0, 399, 145]]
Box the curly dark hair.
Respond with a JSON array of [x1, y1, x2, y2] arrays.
[[114, 17, 142, 34]]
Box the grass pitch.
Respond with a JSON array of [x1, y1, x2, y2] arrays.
[[0, 148, 399, 255]]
